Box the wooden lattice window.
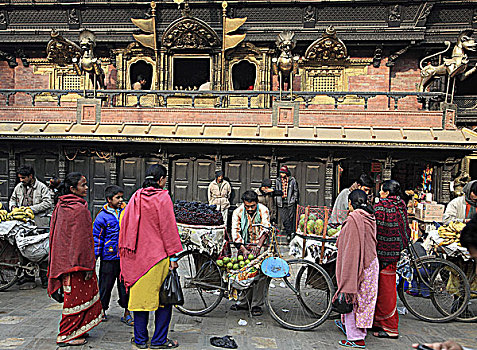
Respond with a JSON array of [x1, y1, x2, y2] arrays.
[[312, 75, 339, 92], [61, 75, 82, 90]]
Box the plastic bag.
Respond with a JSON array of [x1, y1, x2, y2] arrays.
[[159, 269, 184, 306], [331, 293, 353, 314]]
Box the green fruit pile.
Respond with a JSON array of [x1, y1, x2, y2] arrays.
[[216, 253, 256, 271], [298, 212, 325, 235]]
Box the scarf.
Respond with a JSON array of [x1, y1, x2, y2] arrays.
[[119, 187, 183, 288], [47, 194, 95, 296], [463, 180, 477, 207], [240, 205, 261, 244], [281, 177, 288, 199], [374, 196, 410, 269], [335, 209, 377, 302]]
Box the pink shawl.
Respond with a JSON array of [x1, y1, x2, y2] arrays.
[[334, 209, 377, 301], [119, 187, 183, 289]]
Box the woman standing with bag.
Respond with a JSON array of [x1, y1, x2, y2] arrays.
[[372, 180, 410, 339], [120, 164, 183, 349], [48, 172, 103, 347], [334, 189, 379, 349]]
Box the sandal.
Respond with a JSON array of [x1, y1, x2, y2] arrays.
[[57, 338, 88, 347], [131, 337, 147, 349], [338, 340, 365, 348], [150, 339, 179, 349], [335, 320, 347, 336], [372, 330, 399, 339], [121, 314, 134, 326], [251, 306, 263, 316]]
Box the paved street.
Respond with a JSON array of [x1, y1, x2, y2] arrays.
[[0, 276, 475, 350]]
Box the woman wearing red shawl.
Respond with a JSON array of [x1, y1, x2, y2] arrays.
[[372, 180, 410, 339], [48, 172, 103, 347], [334, 190, 378, 349], [120, 164, 183, 349]]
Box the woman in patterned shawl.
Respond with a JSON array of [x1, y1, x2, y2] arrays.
[[372, 180, 410, 339], [48, 172, 103, 347]]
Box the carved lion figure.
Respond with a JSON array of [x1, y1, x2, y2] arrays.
[[418, 30, 476, 92]]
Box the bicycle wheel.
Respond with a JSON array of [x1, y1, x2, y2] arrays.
[[451, 261, 477, 322], [266, 259, 334, 331], [0, 240, 23, 291], [398, 256, 470, 323], [175, 250, 224, 316]]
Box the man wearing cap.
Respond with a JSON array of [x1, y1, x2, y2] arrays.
[[254, 178, 282, 223], [275, 166, 299, 241], [208, 170, 231, 225]]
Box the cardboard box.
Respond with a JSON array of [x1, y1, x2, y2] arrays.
[[415, 202, 445, 222]]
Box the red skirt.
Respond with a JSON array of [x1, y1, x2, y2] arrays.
[[57, 271, 103, 344], [373, 262, 399, 334]]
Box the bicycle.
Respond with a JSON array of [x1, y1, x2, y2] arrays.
[[175, 223, 335, 330], [0, 227, 49, 291], [396, 240, 471, 323]]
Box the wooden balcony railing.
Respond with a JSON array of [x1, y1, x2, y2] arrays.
[[0, 89, 445, 111]]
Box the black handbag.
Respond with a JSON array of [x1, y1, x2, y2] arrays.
[[332, 292, 353, 314], [159, 269, 184, 306], [51, 286, 64, 303]]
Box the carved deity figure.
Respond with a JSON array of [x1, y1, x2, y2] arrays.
[[47, 29, 105, 90], [272, 31, 298, 91], [418, 30, 476, 92]]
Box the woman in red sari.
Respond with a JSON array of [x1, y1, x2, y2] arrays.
[[372, 180, 410, 339], [48, 172, 103, 347]]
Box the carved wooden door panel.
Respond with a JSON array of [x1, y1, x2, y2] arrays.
[[279, 161, 325, 206], [224, 160, 269, 207], [19, 153, 58, 184], [195, 160, 215, 203], [68, 156, 111, 216], [118, 157, 162, 201], [171, 158, 215, 203]]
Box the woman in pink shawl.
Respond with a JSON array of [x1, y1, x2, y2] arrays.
[[334, 189, 378, 349], [119, 164, 182, 349]]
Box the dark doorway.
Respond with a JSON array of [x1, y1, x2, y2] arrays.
[[469, 159, 477, 181], [232, 60, 256, 90], [130, 60, 153, 89], [173, 58, 210, 90]]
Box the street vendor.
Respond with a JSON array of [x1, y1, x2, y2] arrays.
[[9, 165, 52, 289], [208, 170, 231, 225], [230, 190, 270, 316], [442, 180, 477, 225]]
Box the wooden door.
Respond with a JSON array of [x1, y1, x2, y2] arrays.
[[224, 160, 269, 207], [118, 156, 162, 201], [171, 158, 215, 203], [0, 153, 9, 207], [68, 156, 111, 216], [279, 161, 325, 206]]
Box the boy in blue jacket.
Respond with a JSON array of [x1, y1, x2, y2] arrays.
[[93, 185, 133, 326]]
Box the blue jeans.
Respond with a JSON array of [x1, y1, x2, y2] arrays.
[[133, 306, 172, 346]]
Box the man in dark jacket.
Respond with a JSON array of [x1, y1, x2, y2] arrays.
[[275, 166, 299, 240], [93, 185, 133, 326]]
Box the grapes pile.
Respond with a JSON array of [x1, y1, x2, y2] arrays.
[[174, 200, 224, 226]]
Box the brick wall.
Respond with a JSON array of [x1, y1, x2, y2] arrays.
[[0, 106, 443, 129]]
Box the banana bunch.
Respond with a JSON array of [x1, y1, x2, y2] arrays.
[[0, 202, 7, 221], [437, 221, 466, 246], [4, 206, 35, 223]]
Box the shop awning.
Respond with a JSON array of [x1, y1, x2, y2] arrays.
[[0, 122, 476, 149]]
